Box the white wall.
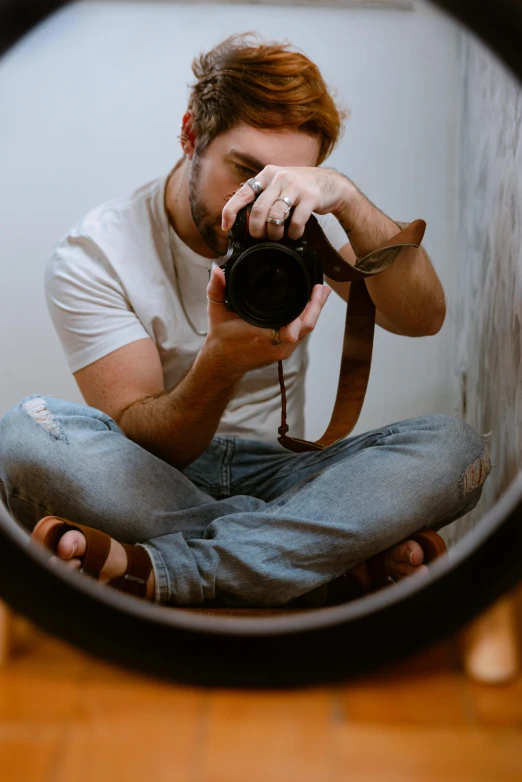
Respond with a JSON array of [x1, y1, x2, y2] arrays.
[[0, 0, 461, 441]]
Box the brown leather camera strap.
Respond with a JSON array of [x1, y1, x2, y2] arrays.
[[277, 216, 427, 453]]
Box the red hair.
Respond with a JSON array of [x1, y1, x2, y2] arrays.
[[187, 32, 349, 165]]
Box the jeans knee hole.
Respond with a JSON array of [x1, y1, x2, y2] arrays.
[[462, 438, 492, 495], [21, 397, 66, 441]]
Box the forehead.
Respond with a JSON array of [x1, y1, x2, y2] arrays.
[[213, 122, 321, 169]]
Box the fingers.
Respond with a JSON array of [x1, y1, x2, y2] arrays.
[[222, 176, 266, 231], [206, 264, 241, 327], [286, 194, 318, 241], [221, 167, 317, 241], [298, 284, 332, 334], [248, 175, 303, 240], [206, 264, 228, 325], [207, 263, 226, 303], [283, 284, 331, 343], [265, 200, 298, 242], [253, 188, 299, 242]]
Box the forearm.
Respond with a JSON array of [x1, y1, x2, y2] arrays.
[[119, 341, 242, 471], [334, 176, 446, 336]]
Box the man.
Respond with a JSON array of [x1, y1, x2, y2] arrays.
[[0, 33, 491, 606]]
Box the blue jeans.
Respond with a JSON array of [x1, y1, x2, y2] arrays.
[[0, 394, 491, 607]]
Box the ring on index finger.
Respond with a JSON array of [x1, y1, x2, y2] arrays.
[[246, 178, 264, 196]]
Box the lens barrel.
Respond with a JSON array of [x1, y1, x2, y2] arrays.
[[225, 242, 316, 328]]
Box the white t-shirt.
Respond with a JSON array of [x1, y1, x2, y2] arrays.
[[45, 172, 349, 443]]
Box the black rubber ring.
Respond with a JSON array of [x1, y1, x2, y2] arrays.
[[0, 0, 521, 688]]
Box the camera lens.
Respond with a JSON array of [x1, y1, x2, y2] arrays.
[[227, 244, 312, 328], [247, 258, 289, 308]]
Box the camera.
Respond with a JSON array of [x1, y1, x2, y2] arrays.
[[218, 203, 323, 329]]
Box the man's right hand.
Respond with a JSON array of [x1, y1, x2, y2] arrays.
[[202, 263, 332, 379]]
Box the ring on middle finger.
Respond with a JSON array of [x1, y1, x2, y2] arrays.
[[266, 196, 292, 225]]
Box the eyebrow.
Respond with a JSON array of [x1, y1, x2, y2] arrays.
[[228, 149, 267, 173]]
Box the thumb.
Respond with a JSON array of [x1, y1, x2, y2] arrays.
[[207, 262, 226, 303]]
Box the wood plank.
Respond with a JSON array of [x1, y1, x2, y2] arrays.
[[52, 660, 205, 782], [0, 622, 88, 723], [338, 641, 473, 725], [334, 724, 522, 782], [200, 689, 335, 782], [0, 724, 64, 782], [0, 667, 82, 722], [0, 613, 520, 782], [466, 677, 522, 727], [52, 710, 204, 782]]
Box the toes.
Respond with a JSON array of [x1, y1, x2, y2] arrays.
[[56, 530, 86, 561], [386, 539, 428, 580], [388, 539, 425, 567], [406, 541, 425, 567]]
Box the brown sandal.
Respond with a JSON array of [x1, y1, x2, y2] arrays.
[[365, 528, 447, 590], [31, 516, 153, 600], [295, 528, 448, 607]]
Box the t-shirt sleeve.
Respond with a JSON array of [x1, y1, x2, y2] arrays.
[[44, 233, 151, 373], [314, 212, 350, 252]]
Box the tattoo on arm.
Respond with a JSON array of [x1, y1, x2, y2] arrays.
[[338, 217, 352, 235]]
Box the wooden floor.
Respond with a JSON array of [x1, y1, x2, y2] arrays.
[[1, 597, 522, 782]]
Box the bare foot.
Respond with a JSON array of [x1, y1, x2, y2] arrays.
[[49, 529, 155, 600], [384, 538, 430, 581]]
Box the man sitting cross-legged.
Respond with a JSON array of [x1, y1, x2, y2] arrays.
[[0, 34, 491, 607]]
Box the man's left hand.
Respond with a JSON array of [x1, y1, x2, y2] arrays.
[[221, 166, 351, 241]]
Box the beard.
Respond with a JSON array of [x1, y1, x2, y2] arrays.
[[188, 152, 228, 256]]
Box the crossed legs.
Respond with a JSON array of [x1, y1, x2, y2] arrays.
[[0, 395, 491, 606]]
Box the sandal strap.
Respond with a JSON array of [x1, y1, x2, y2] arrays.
[[409, 529, 447, 561], [107, 542, 152, 599], [36, 516, 152, 600], [51, 518, 112, 578]]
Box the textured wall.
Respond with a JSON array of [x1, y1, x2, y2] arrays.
[[447, 32, 522, 544]]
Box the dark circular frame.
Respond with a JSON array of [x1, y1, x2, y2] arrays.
[[1, 0, 521, 688]]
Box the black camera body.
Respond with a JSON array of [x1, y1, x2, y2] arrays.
[[218, 204, 323, 329]]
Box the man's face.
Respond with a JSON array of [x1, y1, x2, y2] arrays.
[[188, 122, 321, 256]]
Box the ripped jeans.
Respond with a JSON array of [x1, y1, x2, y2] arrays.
[[0, 395, 491, 607]]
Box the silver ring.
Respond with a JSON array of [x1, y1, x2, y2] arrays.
[[207, 296, 226, 305], [246, 178, 264, 195], [266, 196, 292, 225], [271, 328, 282, 346]]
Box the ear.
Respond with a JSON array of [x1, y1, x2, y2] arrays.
[[180, 111, 197, 159]]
